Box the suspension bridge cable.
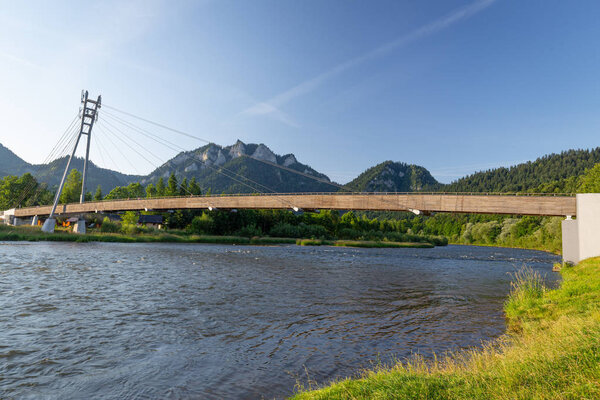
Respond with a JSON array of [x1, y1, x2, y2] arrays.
[[100, 112, 300, 204], [12, 114, 79, 203], [94, 125, 144, 175], [99, 107, 410, 211], [101, 118, 170, 165], [42, 114, 81, 165], [96, 120, 195, 196], [100, 115, 210, 194], [102, 106, 353, 193], [99, 121, 164, 171], [101, 111, 297, 199], [239, 155, 352, 192], [98, 119, 201, 195], [103, 104, 212, 144], [100, 113, 303, 208], [12, 116, 81, 208], [94, 131, 123, 175], [102, 111, 186, 153], [91, 133, 110, 172]]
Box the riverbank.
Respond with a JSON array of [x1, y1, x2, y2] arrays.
[[0, 225, 437, 249], [292, 258, 600, 399]]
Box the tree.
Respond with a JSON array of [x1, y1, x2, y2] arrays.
[[125, 182, 145, 198], [120, 211, 139, 234], [60, 169, 82, 204], [146, 183, 157, 198], [340, 211, 358, 227], [0, 173, 42, 209], [93, 185, 103, 201], [167, 173, 178, 196], [156, 177, 166, 197], [121, 211, 139, 225], [188, 177, 201, 196], [104, 182, 145, 200], [578, 163, 600, 193], [189, 212, 215, 234], [180, 177, 188, 195]]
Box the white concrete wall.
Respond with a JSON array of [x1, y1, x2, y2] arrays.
[[576, 194, 600, 262], [562, 218, 579, 264], [562, 194, 600, 264]]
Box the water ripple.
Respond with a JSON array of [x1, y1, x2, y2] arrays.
[[0, 242, 559, 399]]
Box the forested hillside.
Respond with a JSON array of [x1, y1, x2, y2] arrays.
[[0, 143, 30, 174], [345, 161, 439, 192], [444, 148, 600, 192]]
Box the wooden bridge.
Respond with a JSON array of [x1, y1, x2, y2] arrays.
[[10, 192, 577, 218]]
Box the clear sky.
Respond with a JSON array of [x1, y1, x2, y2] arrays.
[[1, 0, 599, 183]]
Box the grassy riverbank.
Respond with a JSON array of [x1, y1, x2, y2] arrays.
[[0, 225, 436, 248], [292, 258, 600, 399]]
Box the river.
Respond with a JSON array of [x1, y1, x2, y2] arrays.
[[0, 242, 560, 399]]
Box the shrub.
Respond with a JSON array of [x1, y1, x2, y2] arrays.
[[100, 217, 120, 233], [337, 227, 361, 240], [298, 223, 329, 239], [189, 212, 215, 234], [121, 223, 140, 235], [270, 222, 301, 238], [237, 224, 262, 238]]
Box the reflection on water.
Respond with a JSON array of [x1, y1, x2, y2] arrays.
[[0, 242, 559, 399]]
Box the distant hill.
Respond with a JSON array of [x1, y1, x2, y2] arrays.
[[346, 161, 439, 192], [0, 143, 140, 194], [141, 140, 337, 193], [443, 148, 600, 192], [0, 143, 30, 175], [32, 156, 141, 193]]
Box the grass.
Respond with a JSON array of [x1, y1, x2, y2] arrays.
[[0, 225, 432, 248], [292, 258, 600, 399]]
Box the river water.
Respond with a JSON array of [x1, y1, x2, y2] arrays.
[[0, 242, 559, 399]]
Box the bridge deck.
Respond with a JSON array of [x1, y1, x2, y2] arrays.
[[11, 193, 576, 218]]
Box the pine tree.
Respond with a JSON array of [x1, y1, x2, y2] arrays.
[[180, 177, 188, 196], [146, 183, 157, 198], [167, 173, 178, 196], [188, 177, 201, 196], [156, 177, 166, 197], [93, 185, 103, 201]]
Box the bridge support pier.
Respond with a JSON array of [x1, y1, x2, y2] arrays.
[[562, 194, 600, 264], [31, 215, 38, 226], [73, 219, 86, 234], [41, 218, 56, 233]]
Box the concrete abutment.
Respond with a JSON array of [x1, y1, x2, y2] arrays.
[[562, 194, 600, 264]]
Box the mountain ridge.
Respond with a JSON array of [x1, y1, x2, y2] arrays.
[[141, 140, 337, 194]]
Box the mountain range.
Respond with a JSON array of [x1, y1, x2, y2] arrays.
[[1, 141, 599, 196]]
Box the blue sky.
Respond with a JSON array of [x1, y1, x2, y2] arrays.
[[0, 0, 599, 183]]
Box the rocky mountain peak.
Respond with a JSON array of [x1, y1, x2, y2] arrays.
[[251, 144, 277, 163], [228, 140, 247, 159]]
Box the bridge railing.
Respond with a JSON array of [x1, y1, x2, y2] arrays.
[[11, 191, 576, 211]]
